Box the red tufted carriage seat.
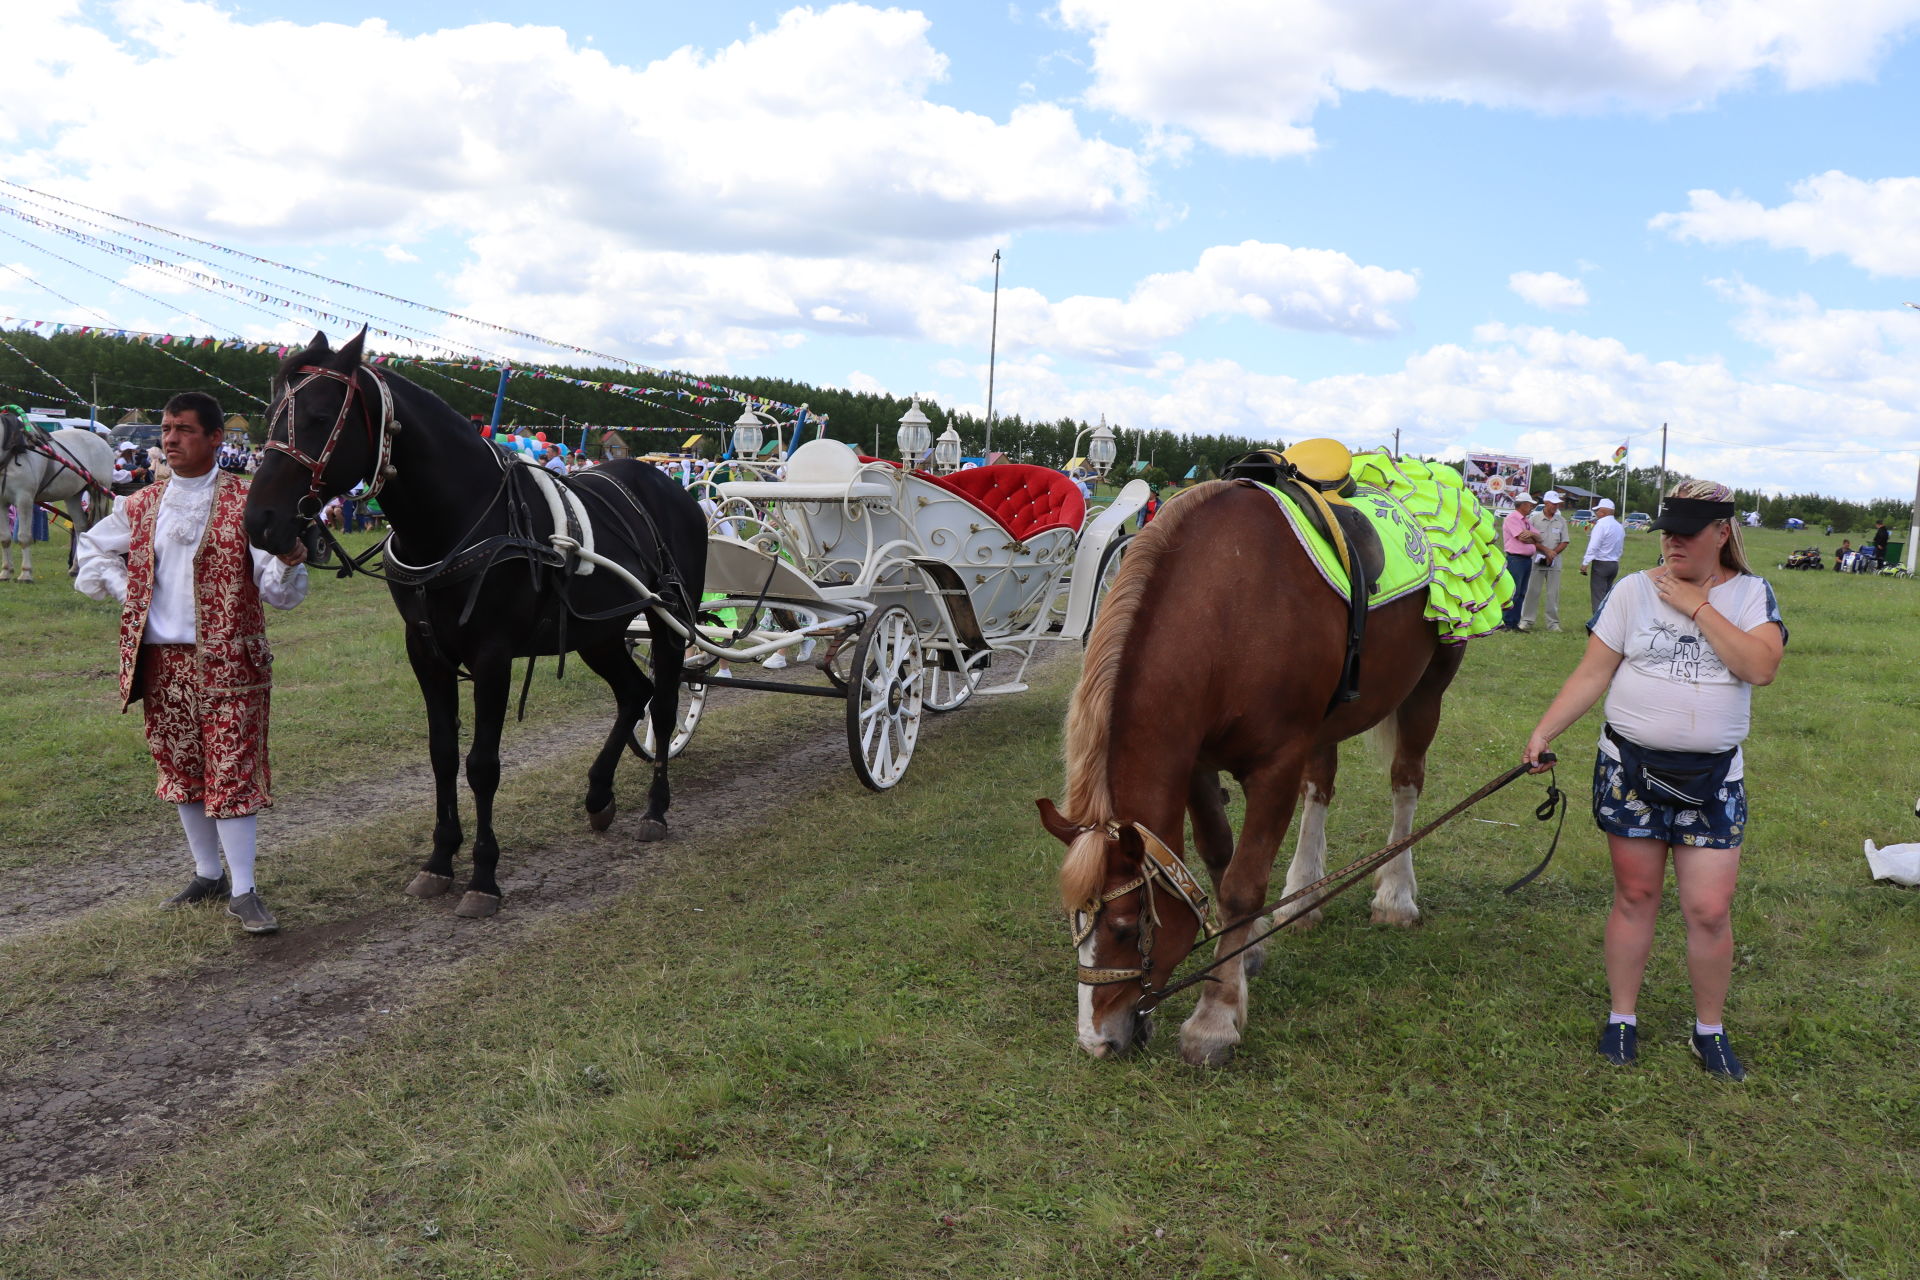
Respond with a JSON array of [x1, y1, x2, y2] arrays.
[[915, 464, 1086, 542]]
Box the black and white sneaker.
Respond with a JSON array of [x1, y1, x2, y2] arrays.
[[1598, 1020, 1638, 1066], [162, 873, 230, 908], [226, 890, 280, 934], [1690, 1031, 1747, 1081]]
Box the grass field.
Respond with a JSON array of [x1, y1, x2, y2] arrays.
[[2, 521, 1917, 1278]]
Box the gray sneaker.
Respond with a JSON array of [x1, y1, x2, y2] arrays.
[[162, 873, 230, 908], [226, 890, 280, 934]]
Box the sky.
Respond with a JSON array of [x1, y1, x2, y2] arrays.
[[3, 0, 1920, 498]]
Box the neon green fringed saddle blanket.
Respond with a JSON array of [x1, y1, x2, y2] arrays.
[[1255, 451, 1512, 643]]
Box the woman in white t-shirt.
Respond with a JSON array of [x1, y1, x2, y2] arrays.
[[1522, 479, 1785, 1081]]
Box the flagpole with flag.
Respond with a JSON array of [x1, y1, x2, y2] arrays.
[[1614, 441, 1629, 513]]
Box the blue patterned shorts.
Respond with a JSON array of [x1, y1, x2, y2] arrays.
[[1591, 750, 1747, 849]]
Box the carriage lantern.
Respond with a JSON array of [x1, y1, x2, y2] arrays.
[[933, 424, 963, 473], [1086, 416, 1118, 478], [896, 399, 931, 465], [730, 407, 764, 460]]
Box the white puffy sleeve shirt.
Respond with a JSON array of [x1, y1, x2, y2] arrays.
[[74, 468, 308, 640]]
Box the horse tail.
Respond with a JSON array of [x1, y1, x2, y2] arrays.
[[1058, 479, 1234, 909]]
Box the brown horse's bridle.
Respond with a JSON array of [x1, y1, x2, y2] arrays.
[[264, 364, 400, 518], [1069, 820, 1214, 990]]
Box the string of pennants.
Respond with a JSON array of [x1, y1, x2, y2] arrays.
[[1, 317, 805, 417], [371, 356, 802, 417], [0, 181, 804, 412]]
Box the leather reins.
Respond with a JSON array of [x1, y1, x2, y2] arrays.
[[1068, 754, 1563, 1016]]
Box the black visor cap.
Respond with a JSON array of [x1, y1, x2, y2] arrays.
[[1650, 496, 1737, 536]]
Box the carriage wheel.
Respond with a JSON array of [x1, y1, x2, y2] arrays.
[[846, 605, 924, 791], [1083, 532, 1134, 646], [625, 638, 709, 761], [924, 648, 989, 713]]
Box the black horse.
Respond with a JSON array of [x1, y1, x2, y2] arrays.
[[244, 330, 707, 918]]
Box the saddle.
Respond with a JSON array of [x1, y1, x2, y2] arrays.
[[1224, 439, 1384, 711]]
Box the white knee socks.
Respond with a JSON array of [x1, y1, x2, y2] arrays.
[[216, 815, 258, 896], [177, 803, 224, 879]]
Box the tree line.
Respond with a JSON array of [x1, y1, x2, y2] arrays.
[[2, 327, 1909, 527]]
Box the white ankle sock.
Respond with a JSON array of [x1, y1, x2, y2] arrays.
[[177, 803, 224, 879], [1695, 1020, 1724, 1037], [216, 815, 258, 896], [1609, 1012, 1638, 1027]]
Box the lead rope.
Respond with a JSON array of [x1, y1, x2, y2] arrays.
[[1501, 767, 1566, 894], [1136, 754, 1559, 1014]]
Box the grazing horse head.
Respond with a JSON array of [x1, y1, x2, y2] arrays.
[[245, 328, 384, 556], [1040, 799, 1207, 1058]]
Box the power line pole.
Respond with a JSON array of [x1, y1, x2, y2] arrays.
[[1392, 427, 1400, 460], [1656, 422, 1668, 510], [985, 249, 1001, 458], [1904, 305, 1920, 574]]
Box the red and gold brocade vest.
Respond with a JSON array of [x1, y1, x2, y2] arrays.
[[117, 470, 272, 708]]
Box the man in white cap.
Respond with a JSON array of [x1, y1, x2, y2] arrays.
[[1519, 490, 1571, 631], [1581, 496, 1625, 613], [1499, 492, 1542, 631]]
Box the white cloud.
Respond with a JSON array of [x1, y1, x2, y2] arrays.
[[1509, 270, 1589, 311], [964, 316, 1919, 500], [2, 1, 1147, 258], [1058, 0, 1920, 157], [381, 244, 420, 264], [1651, 171, 1920, 276], [443, 234, 1417, 370]]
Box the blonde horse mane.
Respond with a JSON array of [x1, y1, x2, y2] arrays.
[[1059, 480, 1233, 909]]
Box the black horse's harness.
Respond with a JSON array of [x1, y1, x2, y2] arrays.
[[266, 365, 698, 707]]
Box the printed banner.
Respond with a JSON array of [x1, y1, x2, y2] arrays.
[[1462, 453, 1533, 512]]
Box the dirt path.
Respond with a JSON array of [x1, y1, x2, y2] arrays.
[[0, 649, 1070, 1225], [0, 707, 644, 947]]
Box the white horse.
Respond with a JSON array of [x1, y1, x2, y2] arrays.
[[1, 416, 114, 582]]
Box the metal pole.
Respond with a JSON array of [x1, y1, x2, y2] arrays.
[[1392, 427, 1401, 460], [90, 372, 98, 432], [985, 249, 1001, 457], [1656, 422, 1668, 510], [1905, 305, 1920, 574], [1907, 453, 1920, 576], [489, 365, 510, 433]]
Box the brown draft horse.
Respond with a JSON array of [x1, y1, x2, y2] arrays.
[[1039, 479, 1466, 1066]]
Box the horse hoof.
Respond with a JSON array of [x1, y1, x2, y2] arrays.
[[1281, 907, 1323, 933], [1180, 1031, 1240, 1069], [1370, 904, 1421, 927], [587, 800, 616, 832], [454, 891, 501, 919], [1242, 944, 1267, 980], [405, 871, 454, 899], [634, 817, 668, 843]]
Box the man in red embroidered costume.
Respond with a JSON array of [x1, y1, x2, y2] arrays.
[[76, 392, 308, 934]]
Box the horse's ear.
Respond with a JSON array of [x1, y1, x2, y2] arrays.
[[1037, 798, 1082, 845], [285, 331, 329, 371], [336, 326, 367, 369]]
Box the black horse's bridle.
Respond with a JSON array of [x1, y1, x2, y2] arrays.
[[264, 363, 400, 518]]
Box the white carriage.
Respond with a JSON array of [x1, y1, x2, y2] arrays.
[[631, 435, 1147, 790]]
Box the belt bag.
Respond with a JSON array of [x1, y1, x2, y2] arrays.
[[1605, 725, 1735, 810]]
